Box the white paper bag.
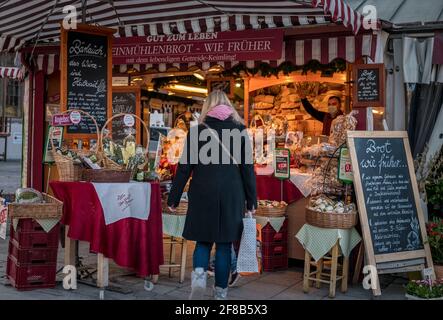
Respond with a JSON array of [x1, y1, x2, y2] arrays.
[[236, 217, 259, 273]]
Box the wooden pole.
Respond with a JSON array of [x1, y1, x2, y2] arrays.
[[243, 77, 250, 126]]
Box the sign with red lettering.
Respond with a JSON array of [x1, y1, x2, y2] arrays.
[[52, 113, 73, 126], [274, 148, 290, 180], [113, 29, 283, 65]]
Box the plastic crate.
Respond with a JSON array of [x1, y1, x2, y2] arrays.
[[262, 254, 288, 272], [8, 239, 58, 265], [10, 224, 60, 249], [261, 218, 288, 244], [261, 242, 288, 257], [14, 218, 47, 233], [6, 255, 56, 290]]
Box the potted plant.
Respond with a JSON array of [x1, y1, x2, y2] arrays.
[[405, 279, 443, 300], [427, 217, 443, 279]]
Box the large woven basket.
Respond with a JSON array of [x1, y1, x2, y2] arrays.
[[256, 205, 287, 217], [82, 169, 133, 183], [305, 206, 358, 229], [8, 193, 63, 219], [100, 113, 150, 172], [51, 109, 100, 182]]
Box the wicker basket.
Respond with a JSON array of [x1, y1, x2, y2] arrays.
[[100, 113, 150, 172], [51, 109, 100, 182], [162, 199, 188, 215], [305, 206, 358, 229], [8, 193, 63, 219], [256, 205, 287, 217], [82, 169, 133, 183]]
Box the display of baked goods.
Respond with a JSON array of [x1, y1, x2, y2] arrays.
[[328, 112, 358, 146], [258, 200, 288, 208], [308, 195, 356, 214]]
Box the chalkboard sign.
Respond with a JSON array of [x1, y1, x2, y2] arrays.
[[347, 131, 434, 296], [353, 64, 384, 107], [111, 87, 141, 144], [60, 24, 114, 139]]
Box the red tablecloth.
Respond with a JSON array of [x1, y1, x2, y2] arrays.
[[50, 181, 164, 277], [256, 175, 304, 204]]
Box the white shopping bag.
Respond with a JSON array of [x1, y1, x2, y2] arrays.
[[236, 216, 259, 273]]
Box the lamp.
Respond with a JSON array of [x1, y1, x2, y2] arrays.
[[193, 72, 205, 80]]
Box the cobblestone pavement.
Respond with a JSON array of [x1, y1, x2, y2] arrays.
[[0, 238, 407, 300]]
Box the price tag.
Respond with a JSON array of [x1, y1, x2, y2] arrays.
[[338, 147, 353, 184], [69, 111, 82, 124], [274, 148, 290, 180], [422, 267, 434, 278], [123, 114, 135, 127]]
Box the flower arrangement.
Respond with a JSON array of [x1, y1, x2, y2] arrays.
[[427, 218, 443, 265], [405, 279, 443, 299]]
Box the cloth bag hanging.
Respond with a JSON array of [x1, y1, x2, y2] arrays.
[[236, 215, 260, 274]]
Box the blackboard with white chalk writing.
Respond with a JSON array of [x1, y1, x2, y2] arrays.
[[352, 136, 423, 254], [353, 64, 384, 107], [66, 31, 108, 134], [347, 131, 433, 296]]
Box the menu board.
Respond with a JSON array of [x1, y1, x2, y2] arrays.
[[347, 131, 433, 296], [353, 64, 384, 107], [60, 23, 113, 138], [111, 87, 141, 144]]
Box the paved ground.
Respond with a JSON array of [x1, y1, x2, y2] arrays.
[[0, 238, 408, 300], [0, 160, 21, 195], [0, 160, 408, 300]]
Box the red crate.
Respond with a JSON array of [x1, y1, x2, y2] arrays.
[[261, 242, 288, 257], [14, 218, 46, 233], [8, 240, 58, 265], [6, 255, 57, 290], [262, 254, 288, 272], [261, 218, 288, 244], [10, 224, 60, 249]]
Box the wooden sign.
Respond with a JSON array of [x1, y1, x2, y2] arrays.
[[60, 23, 114, 140], [274, 148, 290, 180], [347, 131, 434, 296], [111, 87, 141, 144], [352, 64, 384, 107]]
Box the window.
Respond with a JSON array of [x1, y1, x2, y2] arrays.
[[4, 79, 22, 118]]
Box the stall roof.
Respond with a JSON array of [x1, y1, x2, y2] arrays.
[[0, 0, 365, 52], [346, 0, 443, 26]]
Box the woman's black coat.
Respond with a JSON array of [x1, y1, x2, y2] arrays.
[[167, 116, 257, 243]]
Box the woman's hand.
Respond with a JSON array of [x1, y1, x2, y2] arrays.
[[168, 206, 177, 213]]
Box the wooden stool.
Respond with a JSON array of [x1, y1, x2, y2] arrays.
[[302, 240, 349, 298], [160, 235, 187, 283]]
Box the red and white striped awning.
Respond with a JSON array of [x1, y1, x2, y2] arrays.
[[286, 32, 377, 65], [0, 66, 22, 79], [1, 0, 366, 52], [312, 0, 365, 34]]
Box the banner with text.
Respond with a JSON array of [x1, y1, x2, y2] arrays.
[[113, 29, 284, 65]]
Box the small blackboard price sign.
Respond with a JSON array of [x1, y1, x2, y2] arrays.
[[111, 87, 141, 144], [347, 131, 434, 296], [353, 64, 384, 107], [60, 23, 114, 140]]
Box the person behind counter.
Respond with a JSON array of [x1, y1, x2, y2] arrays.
[[298, 91, 343, 135]]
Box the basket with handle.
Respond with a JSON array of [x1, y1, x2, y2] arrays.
[[50, 109, 100, 182], [100, 113, 150, 175]]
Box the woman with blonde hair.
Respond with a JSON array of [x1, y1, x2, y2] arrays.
[[168, 90, 257, 300]]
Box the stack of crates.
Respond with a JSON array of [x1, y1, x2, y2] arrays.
[[261, 217, 288, 272], [6, 218, 60, 290]]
